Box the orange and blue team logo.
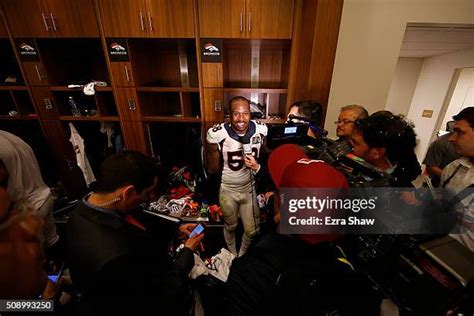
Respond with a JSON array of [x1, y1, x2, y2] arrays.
[[19, 43, 35, 51], [204, 43, 219, 52], [110, 43, 126, 51]]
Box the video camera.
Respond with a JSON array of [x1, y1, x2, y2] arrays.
[[265, 115, 311, 149], [266, 115, 393, 187]]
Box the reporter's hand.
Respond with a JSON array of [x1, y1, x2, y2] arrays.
[[42, 277, 64, 300], [264, 191, 274, 204], [399, 191, 421, 206], [184, 232, 205, 251], [244, 155, 259, 171], [177, 223, 196, 240]]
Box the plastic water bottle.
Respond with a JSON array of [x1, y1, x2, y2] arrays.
[[200, 200, 208, 217], [68, 96, 81, 117]]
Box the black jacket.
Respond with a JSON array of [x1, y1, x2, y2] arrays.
[[67, 200, 194, 315], [225, 233, 379, 316]]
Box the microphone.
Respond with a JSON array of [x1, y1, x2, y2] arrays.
[[243, 143, 255, 171], [243, 143, 253, 156], [309, 124, 329, 137], [240, 136, 253, 156]]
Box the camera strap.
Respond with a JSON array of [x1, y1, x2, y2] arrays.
[[441, 164, 462, 188], [446, 183, 474, 210]]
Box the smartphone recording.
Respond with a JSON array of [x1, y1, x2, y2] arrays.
[[188, 223, 205, 238]]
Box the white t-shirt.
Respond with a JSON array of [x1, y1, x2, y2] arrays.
[[207, 120, 267, 190], [0, 131, 51, 210], [441, 157, 474, 252]]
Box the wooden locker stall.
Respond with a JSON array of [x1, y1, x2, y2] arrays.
[[0, 0, 343, 197]]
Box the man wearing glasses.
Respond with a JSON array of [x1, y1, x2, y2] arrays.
[[206, 96, 268, 257], [335, 104, 369, 143]]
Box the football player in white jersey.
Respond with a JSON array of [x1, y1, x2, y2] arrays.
[[206, 96, 268, 256]]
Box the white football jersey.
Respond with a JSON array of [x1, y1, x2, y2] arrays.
[[207, 120, 267, 190]]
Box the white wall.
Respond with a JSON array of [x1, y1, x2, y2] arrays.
[[385, 57, 424, 116], [439, 67, 474, 131], [407, 49, 474, 158], [326, 0, 474, 139]]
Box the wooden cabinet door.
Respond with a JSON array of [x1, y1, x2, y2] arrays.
[[203, 88, 224, 122], [98, 0, 148, 37], [221, 0, 246, 38], [146, 0, 194, 38], [22, 62, 50, 87], [2, 0, 52, 38], [246, 0, 294, 39], [115, 88, 142, 121], [110, 62, 135, 87], [198, 0, 222, 38], [121, 121, 148, 154], [46, 0, 100, 37], [199, 0, 245, 38], [30, 87, 60, 119], [202, 63, 223, 88]]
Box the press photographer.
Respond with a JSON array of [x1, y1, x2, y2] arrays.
[[264, 107, 474, 315], [350, 113, 421, 187], [266, 102, 391, 187]]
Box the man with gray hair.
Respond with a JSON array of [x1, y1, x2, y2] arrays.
[[335, 104, 369, 142]]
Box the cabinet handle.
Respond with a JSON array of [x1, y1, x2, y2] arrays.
[[41, 13, 51, 31], [216, 66, 220, 84], [148, 12, 153, 31], [214, 100, 222, 112], [128, 99, 137, 111], [249, 12, 252, 33], [43, 98, 53, 110], [50, 13, 58, 31], [139, 12, 145, 31], [35, 65, 43, 81], [124, 65, 130, 82], [240, 12, 243, 32]]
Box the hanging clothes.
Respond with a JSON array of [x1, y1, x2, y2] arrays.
[[69, 123, 96, 186]]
